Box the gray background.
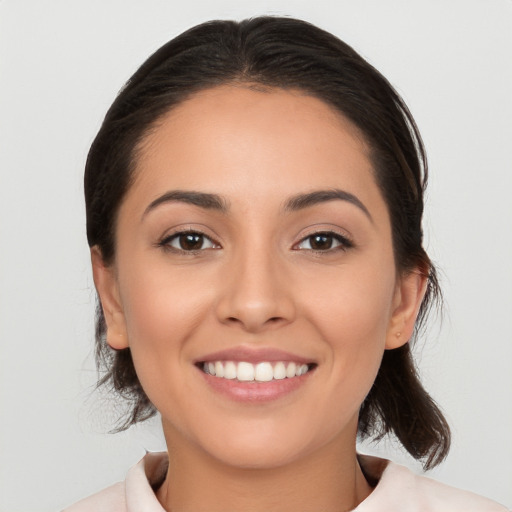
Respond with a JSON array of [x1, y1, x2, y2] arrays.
[[1, 0, 511, 510]]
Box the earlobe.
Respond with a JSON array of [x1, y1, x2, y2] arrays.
[[385, 270, 428, 350], [90, 246, 129, 350]]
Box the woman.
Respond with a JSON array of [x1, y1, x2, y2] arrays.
[[64, 17, 508, 511]]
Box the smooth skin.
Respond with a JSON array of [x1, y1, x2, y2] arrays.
[[92, 85, 427, 512]]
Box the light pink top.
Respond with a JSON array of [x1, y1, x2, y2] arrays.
[[63, 452, 508, 511]]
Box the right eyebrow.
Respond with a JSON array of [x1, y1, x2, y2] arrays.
[[142, 190, 229, 220]]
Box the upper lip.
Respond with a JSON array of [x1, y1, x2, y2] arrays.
[[195, 346, 315, 365]]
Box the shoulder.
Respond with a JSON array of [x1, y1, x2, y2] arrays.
[[357, 455, 509, 512], [62, 452, 168, 512], [61, 481, 125, 512]]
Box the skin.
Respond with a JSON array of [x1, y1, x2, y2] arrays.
[[92, 85, 426, 512]]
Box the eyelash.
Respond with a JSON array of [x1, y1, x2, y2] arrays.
[[158, 230, 219, 254], [293, 231, 354, 253], [158, 230, 353, 254]]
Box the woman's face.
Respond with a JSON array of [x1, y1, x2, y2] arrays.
[[94, 85, 424, 468]]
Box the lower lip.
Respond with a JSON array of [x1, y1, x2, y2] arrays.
[[198, 367, 314, 402]]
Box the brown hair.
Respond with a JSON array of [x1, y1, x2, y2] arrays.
[[85, 16, 450, 469]]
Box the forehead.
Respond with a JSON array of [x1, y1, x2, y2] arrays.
[[129, 85, 383, 213]]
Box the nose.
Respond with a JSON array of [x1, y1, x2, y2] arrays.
[[215, 246, 296, 333]]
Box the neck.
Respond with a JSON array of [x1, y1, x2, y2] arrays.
[[156, 425, 372, 512]]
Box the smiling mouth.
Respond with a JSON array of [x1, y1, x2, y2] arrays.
[[198, 361, 317, 382]]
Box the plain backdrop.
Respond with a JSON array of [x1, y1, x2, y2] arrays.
[[1, 1, 511, 510]]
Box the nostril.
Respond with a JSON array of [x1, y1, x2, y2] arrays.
[[228, 316, 282, 322]]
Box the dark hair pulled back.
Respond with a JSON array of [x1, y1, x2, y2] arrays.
[[85, 16, 450, 469]]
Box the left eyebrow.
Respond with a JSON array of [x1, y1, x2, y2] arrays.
[[283, 189, 372, 222]]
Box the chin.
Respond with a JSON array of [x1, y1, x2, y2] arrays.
[[194, 421, 326, 470]]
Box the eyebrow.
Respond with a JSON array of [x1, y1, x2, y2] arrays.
[[143, 190, 229, 218], [284, 189, 372, 221], [142, 187, 372, 221]]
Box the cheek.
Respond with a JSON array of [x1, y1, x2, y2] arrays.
[[120, 259, 210, 339], [302, 258, 396, 383], [117, 264, 214, 396], [304, 255, 395, 336], [296, 274, 394, 440]]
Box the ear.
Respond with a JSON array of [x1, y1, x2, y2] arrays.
[[90, 246, 129, 350], [385, 269, 428, 350]]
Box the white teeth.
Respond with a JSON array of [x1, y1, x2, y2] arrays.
[[273, 362, 286, 380], [237, 362, 255, 381], [214, 361, 224, 378], [203, 360, 312, 381], [286, 362, 297, 378], [255, 362, 274, 382], [224, 361, 237, 379]]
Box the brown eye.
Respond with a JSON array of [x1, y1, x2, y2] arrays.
[[295, 232, 352, 252], [163, 231, 217, 251], [179, 233, 204, 250], [309, 234, 334, 250]]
